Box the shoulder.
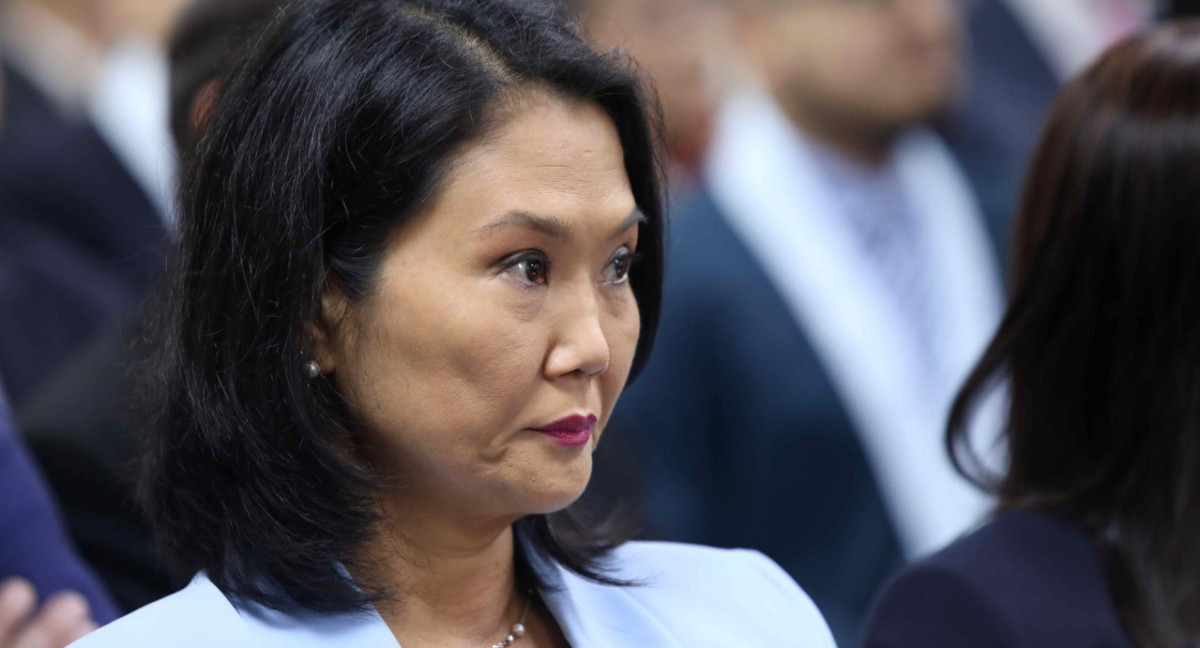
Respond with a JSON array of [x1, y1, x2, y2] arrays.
[[861, 553, 1022, 648], [70, 575, 253, 648], [863, 510, 1131, 648], [606, 542, 837, 647], [610, 541, 809, 595]]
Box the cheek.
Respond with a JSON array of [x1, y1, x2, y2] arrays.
[[339, 282, 547, 464], [440, 320, 545, 421], [600, 294, 642, 410], [786, 13, 891, 86], [824, 46, 890, 94], [613, 300, 641, 370]]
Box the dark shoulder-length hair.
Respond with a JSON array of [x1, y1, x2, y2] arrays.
[[141, 0, 664, 614], [947, 22, 1200, 647]]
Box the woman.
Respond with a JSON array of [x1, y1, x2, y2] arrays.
[[72, 0, 834, 646], [863, 22, 1200, 648]]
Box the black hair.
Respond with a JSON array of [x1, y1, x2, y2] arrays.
[[141, 0, 664, 614], [947, 22, 1200, 647], [167, 0, 285, 152], [1166, 0, 1200, 18]]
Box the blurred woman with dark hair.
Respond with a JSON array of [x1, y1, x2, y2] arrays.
[[69, 0, 834, 646], [863, 21, 1200, 648]]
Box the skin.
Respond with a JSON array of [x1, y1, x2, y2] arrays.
[[19, 0, 188, 46], [15, 0, 107, 46], [0, 579, 96, 648], [735, 0, 963, 165], [315, 91, 642, 648], [581, 0, 730, 168], [101, 0, 191, 43]]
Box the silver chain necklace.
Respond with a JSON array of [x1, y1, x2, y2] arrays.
[[487, 592, 531, 648]]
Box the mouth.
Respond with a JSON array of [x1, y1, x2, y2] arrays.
[[531, 413, 597, 447]]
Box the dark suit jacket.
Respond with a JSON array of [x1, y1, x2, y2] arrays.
[[862, 509, 1133, 648], [0, 398, 118, 624], [938, 0, 1062, 262], [0, 62, 167, 406], [1, 60, 173, 612], [18, 320, 175, 614], [605, 190, 905, 647]]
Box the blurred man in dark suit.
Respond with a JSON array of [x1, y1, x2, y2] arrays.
[[0, 383, 114, 647], [0, 0, 167, 407], [15, 0, 284, 613], [569, 0, 729, 193], [610, 0, 1007, 643]]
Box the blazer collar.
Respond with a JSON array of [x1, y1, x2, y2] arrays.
[[528, 545, 685, 648], [235, 549, 684, 648]]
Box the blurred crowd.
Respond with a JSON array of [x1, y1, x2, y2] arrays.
[[0, 0, 1184, 646]]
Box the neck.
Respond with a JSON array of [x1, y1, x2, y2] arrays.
[[360, 499, 528, 648], [776, 95, 898, 168]]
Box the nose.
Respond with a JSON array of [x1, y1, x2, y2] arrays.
[[544, 291, 611, 380]]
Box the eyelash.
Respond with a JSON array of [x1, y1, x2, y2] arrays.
[[500, 247, 636, 288], [605, 248, 635, 286], [503, 251, 550, 287]]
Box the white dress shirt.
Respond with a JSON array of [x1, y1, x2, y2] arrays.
[[89, 40, 177, 227], [70, 541, 837, 648]]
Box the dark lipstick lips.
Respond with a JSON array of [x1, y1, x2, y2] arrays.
[[532, 414, 597, 447], [533, 413, 598, 432]]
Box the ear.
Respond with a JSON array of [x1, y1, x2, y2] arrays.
[[189, 80, 223, 143], [312, 282, 351, 376]]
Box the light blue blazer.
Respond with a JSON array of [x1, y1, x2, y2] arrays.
[[71, 541, 835, 647]]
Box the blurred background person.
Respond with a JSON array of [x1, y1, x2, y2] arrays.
[[0, 0, 181, 408], [943, 0, 1152, 256], [565, 0, 1148, 235], [0, 381, 114, 648], [609, 0, 1007, 643], [568, 0, 730, 194], [864, 21, 1200, 647], [13, 0, 283, 613]]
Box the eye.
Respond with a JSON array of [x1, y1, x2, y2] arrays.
[[501, 251, 549, 287], [602, 247, 634, 286]]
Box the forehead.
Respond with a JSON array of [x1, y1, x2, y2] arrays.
[[426, 94, 636, 229]]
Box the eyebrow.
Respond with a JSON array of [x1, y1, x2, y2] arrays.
[[472, 208, 646, 240]]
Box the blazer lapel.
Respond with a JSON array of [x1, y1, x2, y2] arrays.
[[537, 558, 687, 648], [239, 593, 401, 648]]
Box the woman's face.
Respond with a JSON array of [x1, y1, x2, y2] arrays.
[[318, 94, 642, 523]]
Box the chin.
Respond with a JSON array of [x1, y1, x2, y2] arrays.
[[517, 460, 593, 515], [525, 480, 592, 516], [912, 71, 960, 117]]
